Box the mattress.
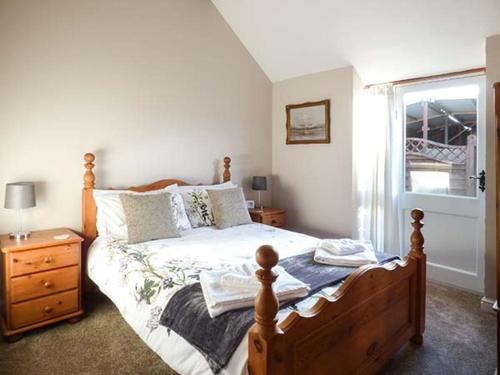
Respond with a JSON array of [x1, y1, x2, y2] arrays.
[[87, 223, 345, 375]]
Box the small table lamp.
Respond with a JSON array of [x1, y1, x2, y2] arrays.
[[252, 176, 267, 211], [4, 182, 36, 240]]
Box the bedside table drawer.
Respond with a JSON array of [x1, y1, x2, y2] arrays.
[[10, 289, 79, 329], [11, 266, 79, 303], [262, 214, 285, 228], [9, 244, 79, 277]]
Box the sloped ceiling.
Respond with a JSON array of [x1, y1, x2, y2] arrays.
[[212, 0, 500, 84]]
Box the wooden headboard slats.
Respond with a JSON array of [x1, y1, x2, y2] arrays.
[[81, 153, 231, 249]]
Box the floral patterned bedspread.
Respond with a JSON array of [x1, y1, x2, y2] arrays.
[[87, 223, 330, 375]]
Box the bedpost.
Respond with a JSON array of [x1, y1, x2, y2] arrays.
[[248, 245, 285, 375], [408, 208, 426, 345], [223, 156, 231, 183], [82, 153, 97, 250]]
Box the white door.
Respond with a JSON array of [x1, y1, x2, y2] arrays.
[[397, 76, 486, 293]]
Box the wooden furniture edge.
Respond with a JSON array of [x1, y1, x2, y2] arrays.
[[1, 309, 84, 337], [81, 153, 232, 248], [495, 83, 500, 366], [248, 209, 426, 375], [0, 228, 83, 253], [250, 208, 286, 216]]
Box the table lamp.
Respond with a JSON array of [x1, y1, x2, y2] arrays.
[[252, 176, 267, 211], [4, 182, 36, 240]]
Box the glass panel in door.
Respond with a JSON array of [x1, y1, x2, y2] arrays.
[[404, 85, 479, 197]]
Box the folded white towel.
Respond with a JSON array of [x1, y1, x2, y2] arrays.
[[220, 263, 260, 291], [313, 247, 377, 267], [318, 239, 374, 256], [200, 264, 309, 318], [220, 273, 260, 291]]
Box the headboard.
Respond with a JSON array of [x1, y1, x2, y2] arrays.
[[81, 153, 232, 249]]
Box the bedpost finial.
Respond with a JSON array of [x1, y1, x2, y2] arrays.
[[256, 245, 279, 271], [84, 152, 96, 189], [84, 153, 95, 163], [411, 208, 424, 222], [253, 245, 280, 340], [223, 156, 231, 183], [410, 208, 424, 256]]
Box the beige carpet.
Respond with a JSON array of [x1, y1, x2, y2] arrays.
[[0, 282, 496, 375]]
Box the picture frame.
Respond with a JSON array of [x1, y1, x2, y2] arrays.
[[286, 99, 330, 144], [246, 200, 255, 209]]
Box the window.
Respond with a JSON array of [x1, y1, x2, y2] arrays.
[[404, 85, 478, 197]]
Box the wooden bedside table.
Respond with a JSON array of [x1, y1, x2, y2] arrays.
[[249, 208, 286, 228], [0, 228, 84, 342]]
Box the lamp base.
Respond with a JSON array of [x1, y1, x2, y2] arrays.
[[9, 231, 31, 241]]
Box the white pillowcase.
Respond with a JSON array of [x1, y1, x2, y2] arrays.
[[170, 190, 192, 232], [177, 181, 235, 192], [94, 184, 190, 240]]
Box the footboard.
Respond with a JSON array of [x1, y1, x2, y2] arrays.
[[248, 209, 426, 375]]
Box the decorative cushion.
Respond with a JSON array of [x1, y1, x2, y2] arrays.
[[207, 187, 252, 229], [120, 192, 180, 244], [179, 182, 237, 228], [180, 189, 216, 228]]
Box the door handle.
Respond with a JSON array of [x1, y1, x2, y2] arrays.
[[469, 170, 486, 192]]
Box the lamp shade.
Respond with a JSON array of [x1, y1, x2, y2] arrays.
[[4, 182, 36, 209], [252, 176, 267, 191]]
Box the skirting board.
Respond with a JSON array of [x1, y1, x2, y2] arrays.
[[480, 297, 496, 314]]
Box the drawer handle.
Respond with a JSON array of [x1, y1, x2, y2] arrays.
[[43, 281, 52, 288], [44, 306, 53, 313], [44, 256, 53, 264], [12, 258, 18, 263], [271, 220, 277, 224]]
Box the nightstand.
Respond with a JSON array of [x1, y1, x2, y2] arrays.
[[0, 228, 84, 342], [249, 208, 286, 228]]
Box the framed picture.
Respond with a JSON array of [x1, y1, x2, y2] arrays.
[[286, 99, 330, 144], [246, 200, 255, 209]]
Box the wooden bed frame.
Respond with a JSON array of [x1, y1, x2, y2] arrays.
[[81, 152, 426, 375]]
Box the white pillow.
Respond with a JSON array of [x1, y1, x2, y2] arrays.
[[94, 184, 180, 240], [169, 189, 193, 232], [177, 181, 236, 191]]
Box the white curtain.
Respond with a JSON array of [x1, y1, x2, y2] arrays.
[[353, 84, 402, 254]]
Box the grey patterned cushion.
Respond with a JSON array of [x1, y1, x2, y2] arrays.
[[207, 187, 252, 229], [120, 192, 180, 244]]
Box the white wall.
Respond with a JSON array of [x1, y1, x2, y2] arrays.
[[271, 66, 359, 237], [484, 34, 500, 300], [0, 0, 272, 234]]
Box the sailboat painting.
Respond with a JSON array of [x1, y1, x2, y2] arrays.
[[286, 99, 330, 144]]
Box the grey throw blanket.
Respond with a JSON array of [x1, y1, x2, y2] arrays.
[[159, 251, 398, 374]]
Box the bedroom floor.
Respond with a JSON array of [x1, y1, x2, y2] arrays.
[[0, 282, 496, 375]]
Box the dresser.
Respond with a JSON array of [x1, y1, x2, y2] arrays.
[[0, 228, 84, 342], [249, 208, 286, 228]]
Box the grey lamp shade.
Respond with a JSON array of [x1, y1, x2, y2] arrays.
[[252, 176, 267, 191], [4, 182, 36, 209]]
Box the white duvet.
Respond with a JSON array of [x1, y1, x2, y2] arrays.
[[87, 223, 341, 375]]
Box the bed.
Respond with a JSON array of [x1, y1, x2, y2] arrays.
[[81, 153, 426, 375]]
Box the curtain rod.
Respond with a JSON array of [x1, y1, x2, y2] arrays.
[[364, 67, 486, 89]]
